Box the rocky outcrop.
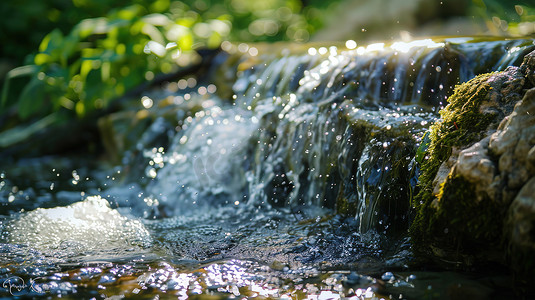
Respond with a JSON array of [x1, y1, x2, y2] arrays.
[[411, 50, 535, 274]]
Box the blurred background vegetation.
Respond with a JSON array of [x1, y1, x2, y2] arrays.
[[0, 0, 533, 151], [0, 0, 341, 127]]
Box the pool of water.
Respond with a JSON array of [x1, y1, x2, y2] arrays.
[[0, 133, 519, 300]]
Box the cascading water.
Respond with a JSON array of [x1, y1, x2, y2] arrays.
[[1, 37, 534, 298], [148, 106, 257, 212], [145, 37, 535, 233]]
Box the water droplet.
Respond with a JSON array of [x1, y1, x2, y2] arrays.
[[238, 43, 249, 53], [187, 77, 197, 88], [140, 96, 153, 109], [248, 47, 258, 56], [381, 271, 394, 281], [345, 40, 357, 49]]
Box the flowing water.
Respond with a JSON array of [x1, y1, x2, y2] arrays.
[[1, 37, 534, 299]]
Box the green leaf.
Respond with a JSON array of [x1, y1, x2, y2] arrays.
[[179, 31, 194, 51], [0, 113, 59, 148], [1, 65, 40, 107], [415, 131, 431, 164], [39, 29, 64, 54], [60, 35, 81, 62], [18, 77, 46, 119]]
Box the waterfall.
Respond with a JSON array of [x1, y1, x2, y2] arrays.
[[146, 38, 535, 235]]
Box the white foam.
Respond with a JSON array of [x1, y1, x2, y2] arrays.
[[8, 196, 151, 254]]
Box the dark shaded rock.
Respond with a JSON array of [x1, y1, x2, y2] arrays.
[[411, 50, 535, 275]]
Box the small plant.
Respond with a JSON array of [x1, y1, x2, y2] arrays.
[[1, 0, 338, 120], [1, 4, 226, 121]]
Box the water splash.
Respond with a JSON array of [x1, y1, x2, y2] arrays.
[[6, 196, 151, 258], [146, 106, 258, 215]]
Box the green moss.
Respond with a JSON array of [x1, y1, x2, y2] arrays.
[[410, 72, 502, 249], [432, 173, 503, 249]]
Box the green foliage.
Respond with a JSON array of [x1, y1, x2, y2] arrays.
[[471, 0, 535, 36], [0, 0, 157, 78], [0, 0, 341, 127], [2, 3, 226, 120]]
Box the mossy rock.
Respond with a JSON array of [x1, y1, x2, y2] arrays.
[[410, 72, 507, 253], [410, 50, 535, 271]]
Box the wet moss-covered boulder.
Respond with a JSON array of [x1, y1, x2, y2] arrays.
[[411, 50, 535, 273]]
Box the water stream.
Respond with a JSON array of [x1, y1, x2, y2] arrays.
[[1, 37, 533, 299]]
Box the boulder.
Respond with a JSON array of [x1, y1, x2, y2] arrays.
[[411, 50, 535, 274]]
